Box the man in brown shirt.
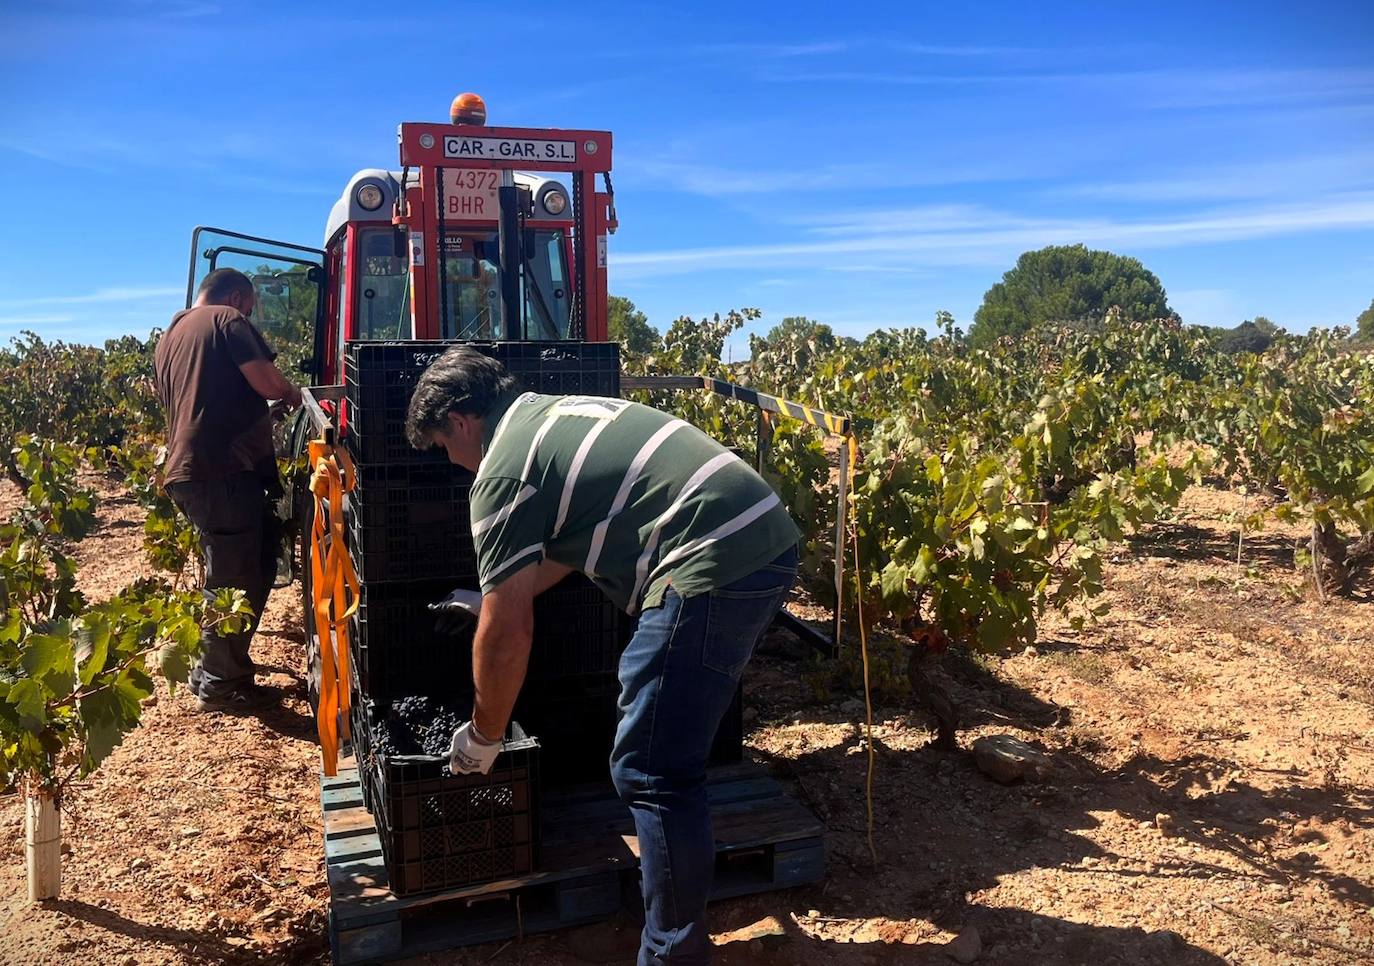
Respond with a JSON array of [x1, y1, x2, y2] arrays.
[[155, 268, 302, 712]]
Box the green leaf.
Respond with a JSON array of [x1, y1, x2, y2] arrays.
[[911, 546, 937, 584], [878, 563, 907, 600], [1357, 464, 1374, 496], [7, 679, 47, 729], [978, 605, 1014, 650], [21, 630, 76, 694], [168, 615, 201, 652], [1048, 424, 1069, 459], [74, 617, 112, 686], [78, 689, 128, 770], [156, 643, 191, 686]]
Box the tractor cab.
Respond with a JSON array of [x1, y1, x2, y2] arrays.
[[185, 93, 615, 390]]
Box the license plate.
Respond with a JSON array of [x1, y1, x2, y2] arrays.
[[438, 168, 499, 220]]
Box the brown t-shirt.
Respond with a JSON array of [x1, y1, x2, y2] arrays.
[[154, 305, 276, 485]]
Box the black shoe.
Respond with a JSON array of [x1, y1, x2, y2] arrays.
[[194, 685, 279, 714]]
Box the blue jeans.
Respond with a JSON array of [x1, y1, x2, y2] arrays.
[[611, 546, 798, 965]]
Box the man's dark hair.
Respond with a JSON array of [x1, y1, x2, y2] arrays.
[[197, 268, 255, 304], [406, 346, 519, 448]]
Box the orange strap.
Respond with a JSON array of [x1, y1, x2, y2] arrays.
[[308, 440, 360, 777]]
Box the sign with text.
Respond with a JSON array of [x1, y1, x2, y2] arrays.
[[443, 135, 577, 164], [438, 169, 499, 220]]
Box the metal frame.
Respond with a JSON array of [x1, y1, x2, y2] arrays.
[[185, 226, 330, 385], [185, 225, 325, 307], [301, 385, 345, 449], [623, 375, 853, 657], [393, 123, 613, 343]]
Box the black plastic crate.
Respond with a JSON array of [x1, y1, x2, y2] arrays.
[[529, 578, 629, 682], [349, 677, 376, 815], [343, 341, 621, 464], [346, 507, 478, 585], [515, 676, 744, 788], [343, 462, 478, 584], [346, 340, 621, 390], [351, 575, 631, 704], [516, 678, 620, 788], [342, 395, 449, 466], [370, 721, 540, 897], [350, 578, 477, 704], [350, 461, 474, 509]]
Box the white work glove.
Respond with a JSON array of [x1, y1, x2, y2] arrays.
[[449, 721, 502, 775], [429, 587, 483, 636]]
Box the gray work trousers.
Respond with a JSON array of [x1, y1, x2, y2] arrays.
[[167, 472, 275, 699]]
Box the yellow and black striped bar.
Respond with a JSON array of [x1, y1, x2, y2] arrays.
[[622, 375, 852, 438]]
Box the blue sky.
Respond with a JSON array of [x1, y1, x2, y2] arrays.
[[1, 0, 1372, 354]]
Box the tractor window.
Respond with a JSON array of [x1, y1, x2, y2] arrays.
[[357, 227, 411, 340], [524, 230, 570, 340], [247, 265, 320, 376], [334, 234, 347, 377], [437, 229, 569, 340], [440, 232, 501, 339], [187, 228, 325, 382]]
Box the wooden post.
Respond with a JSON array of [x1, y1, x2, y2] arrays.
[[755, 410, 771, 476], [833, 441, 848, 656], [25, 785, 60, 901]]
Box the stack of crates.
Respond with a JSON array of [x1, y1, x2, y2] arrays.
[[341, 339, 632, 895]]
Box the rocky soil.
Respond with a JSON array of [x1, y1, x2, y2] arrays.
[[0, 479, 1369, 965]]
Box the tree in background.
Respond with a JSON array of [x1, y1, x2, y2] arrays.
[[1356, 298, 1374, 342], [971, 244, 1174, 345], [1212, 316, 1282, 354], [608, 296, 659, 354], [749, 316, 841, 370]]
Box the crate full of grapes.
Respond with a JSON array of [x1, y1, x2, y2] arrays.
[[361, 696, 540, 897]]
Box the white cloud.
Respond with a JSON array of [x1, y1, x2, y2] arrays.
[[612, 193, 1374, 278], [1057, 151, 1374, 204], [692, 41, 852, 58], [626, 157, 1061, 197], [896, 43, 1043, 57], [0, 314, 76, 326], [0, 126, 339, 195], [791, 203, 1053, 236], [822, 264, 929, 276], [752, 64, 1374, 109], [127, 0, 223, 18], [0, 286, 183, 308]]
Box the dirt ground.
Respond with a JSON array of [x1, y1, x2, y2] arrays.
[[0, 476, 1370, 965]]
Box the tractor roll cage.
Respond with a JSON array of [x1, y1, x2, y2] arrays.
[[393, 124, 615, 343]]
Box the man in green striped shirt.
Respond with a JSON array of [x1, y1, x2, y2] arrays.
[[407, 346, 798, 965]]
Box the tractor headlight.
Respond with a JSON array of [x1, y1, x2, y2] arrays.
[[541, 189, 567, 216], [356, 184, 385, 211]]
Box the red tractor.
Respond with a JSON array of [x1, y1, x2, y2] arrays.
[[185, 95, 621, 704], [186, 92, 615, 389]]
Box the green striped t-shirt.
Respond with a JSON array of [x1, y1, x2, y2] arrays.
[[471, 392, 799, 614]]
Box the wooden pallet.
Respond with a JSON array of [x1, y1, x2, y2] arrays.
[[322, 756, 824, 964]]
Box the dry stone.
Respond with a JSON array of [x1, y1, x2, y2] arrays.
[[972, 735, 1051, 784]]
